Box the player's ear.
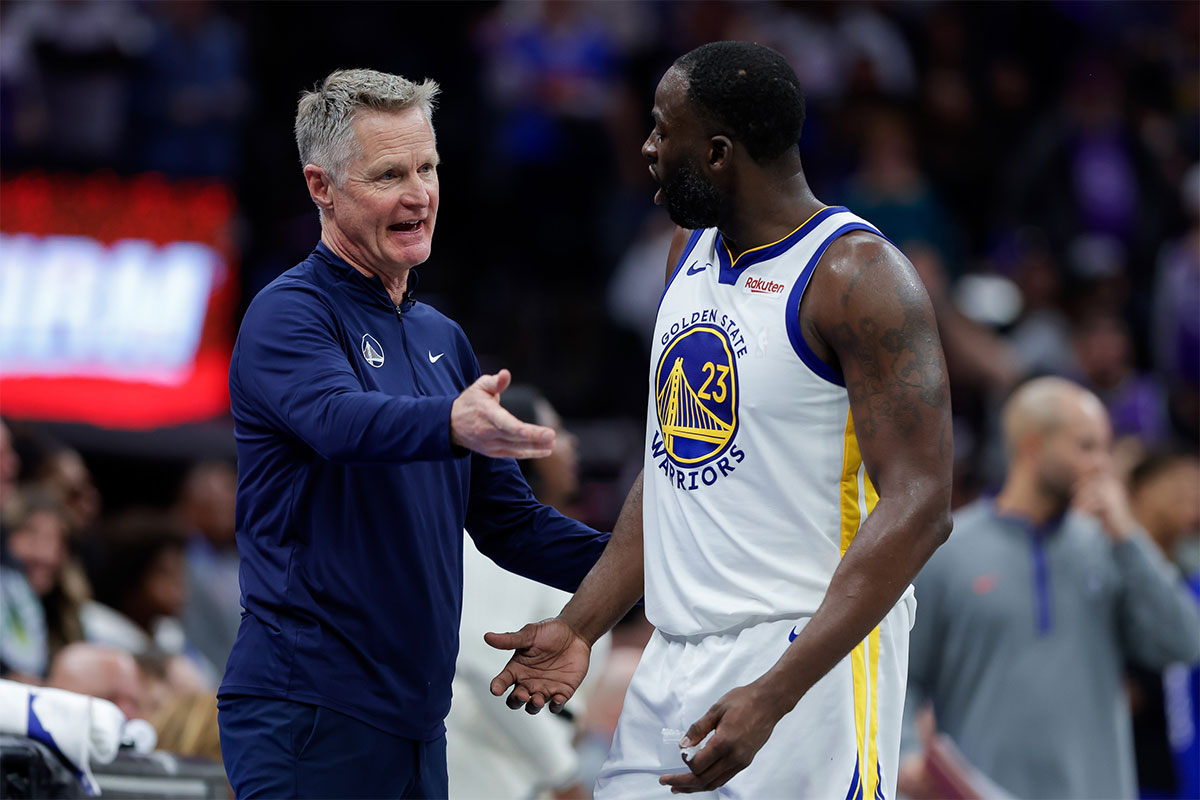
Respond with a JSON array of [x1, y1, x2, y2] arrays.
[[708, 136, 732, 170], [304, 165, 335, 212]]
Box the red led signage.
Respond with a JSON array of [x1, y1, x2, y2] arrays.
[[0, 172, 237, 429]]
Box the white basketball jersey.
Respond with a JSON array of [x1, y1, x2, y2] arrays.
[[642, 206, 909, 636]]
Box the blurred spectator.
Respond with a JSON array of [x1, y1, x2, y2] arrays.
[[0, 0, 153, 169], [575, 608, 655, 794], [0, 420, 20, 511], [134, 1, 248, 177], [607, 214, 678, 348], [498, 386, 581, 514], [1130, 453, 1200, 568], [728, 2, 916, 104], [152, 692, 223, 765], [1126, 453, 1200, 800], [1004, 55, 1176, 283], [1002, 229, 1076, 378], [3, 486, 87, 660], [473, 0, 632, 264], [0, 536, 47, 681], [447, 384, 599, 800], [1152, 163, 1200, 445], [1070, 311, 1170, 447], [840, 109, 960, 274], [83, 510, 216, 685], [175, 461, 240, 674], [46, 642, 144, 722], [35, 446, 101, 536], [136, 649, 210, 723], [898, 377, 1200, 799]]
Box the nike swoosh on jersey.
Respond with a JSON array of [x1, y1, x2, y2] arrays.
[[686, 261, 706, 276], [788, 626, 798, 642], [428, 351, 444, 363]]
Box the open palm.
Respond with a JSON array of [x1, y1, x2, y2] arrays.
[[485, 618, 592, 714]]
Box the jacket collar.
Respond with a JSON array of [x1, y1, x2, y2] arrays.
[[313, 241, 419, 311]]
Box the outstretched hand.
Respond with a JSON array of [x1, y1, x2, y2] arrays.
[[486, 618, 592, 715], [451, 369, 555, 458], [659, 682, 784, 794]]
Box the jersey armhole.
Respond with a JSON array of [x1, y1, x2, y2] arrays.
[[784, 222, 889, 387]]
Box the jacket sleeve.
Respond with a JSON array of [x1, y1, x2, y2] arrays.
[[1115, 530, 1200, 668], [464, 454, 610, 594], [232, 283, 458, 464]]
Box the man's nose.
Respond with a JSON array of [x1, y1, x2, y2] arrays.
[[642, 136, 657, 161], [400, 179, 430, 206]]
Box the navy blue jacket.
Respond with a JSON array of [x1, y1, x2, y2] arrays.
[[219, 243, 609, 740]]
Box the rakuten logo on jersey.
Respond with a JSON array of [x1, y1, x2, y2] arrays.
[[744, 277, 786, 295]]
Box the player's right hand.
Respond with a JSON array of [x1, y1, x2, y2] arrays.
[[486, 618, 591, 715], [450, 369, 555, 458]]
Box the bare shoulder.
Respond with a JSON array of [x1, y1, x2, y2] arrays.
[[811, 230, 926, 311], [806, 230, 947, 446]]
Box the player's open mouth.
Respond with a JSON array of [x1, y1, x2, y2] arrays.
[[389, 221, 422, 232], [649, 165, 663, 206]]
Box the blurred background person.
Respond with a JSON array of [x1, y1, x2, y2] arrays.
[[2, 486, 87, 665], [46, 641, 145, 722], [0, 419, 20, 512], [152, 692, 223, 765], [1125, 452, 1200, 800], [174, 460, 240, 676], [898, 378, 1200, 800], [447, 384, 601, 800], [83, 509, 217, 686], [35, 446, 101, 538]]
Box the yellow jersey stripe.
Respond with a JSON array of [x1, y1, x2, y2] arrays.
[[839, 411, 863, 556], [866, 626, 882, 800], [843, 409, 884, 800], [723, 206, 835, 270]]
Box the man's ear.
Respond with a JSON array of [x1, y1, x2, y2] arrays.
[[708, 136, 733, 170], [303, 165, 335, 213]]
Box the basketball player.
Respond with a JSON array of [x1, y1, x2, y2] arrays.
[[487, 41, 954, 798]]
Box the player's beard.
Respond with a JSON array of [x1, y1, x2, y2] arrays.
[[662, 156, 724, 230]]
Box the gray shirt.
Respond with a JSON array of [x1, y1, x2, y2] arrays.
[[903, 500, 1200, 799]]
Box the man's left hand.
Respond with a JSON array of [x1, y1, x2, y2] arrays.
[[1073, 471, 1139, 542], [658, 682, 784, 794]]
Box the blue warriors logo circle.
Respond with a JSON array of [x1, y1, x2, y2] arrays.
[[655, 324, 739, 466]]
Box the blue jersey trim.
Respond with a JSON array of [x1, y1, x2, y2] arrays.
[[716, 206, 844, 286], [655, 228, 706, 317], [784, 221, 880, 387], [845, 753, 862, 800]]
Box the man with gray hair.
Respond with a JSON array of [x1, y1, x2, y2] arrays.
[[897, 377, 1200, 799], [215, 68, 611, 798]]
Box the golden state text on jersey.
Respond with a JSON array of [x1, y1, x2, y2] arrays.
[[651, 310, 747, 491]]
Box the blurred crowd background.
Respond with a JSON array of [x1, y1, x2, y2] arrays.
[[0, 0, 1197, 797]]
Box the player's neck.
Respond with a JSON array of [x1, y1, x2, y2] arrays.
[[717, 166, 824, 257]]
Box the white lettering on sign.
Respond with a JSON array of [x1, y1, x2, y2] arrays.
[[0, 233, 218, 384]]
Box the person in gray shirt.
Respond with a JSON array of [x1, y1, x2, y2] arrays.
[[898, 377, 1200, 800]]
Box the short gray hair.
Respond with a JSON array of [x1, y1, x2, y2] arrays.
[[294, 68, 440, 185]]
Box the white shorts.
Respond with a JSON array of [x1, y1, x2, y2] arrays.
[[595, 595, 914, 800]]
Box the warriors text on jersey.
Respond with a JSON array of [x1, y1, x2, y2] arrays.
[[643, 206, 913, 636]]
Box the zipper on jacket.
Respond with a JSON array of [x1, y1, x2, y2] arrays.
[[395, 305, 425, 394], [1030, 532, 1054, 636]]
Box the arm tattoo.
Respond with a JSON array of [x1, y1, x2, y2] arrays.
[[830, 267, 949, 444]]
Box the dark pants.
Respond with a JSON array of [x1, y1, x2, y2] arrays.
[[218, 695, 447, 799]]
